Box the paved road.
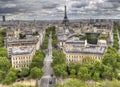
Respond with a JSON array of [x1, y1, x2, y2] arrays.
[[40, 32, 55, 87]]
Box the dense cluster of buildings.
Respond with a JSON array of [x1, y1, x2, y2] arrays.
[[0, 6, 115, 69], [63, 37, 107, 63], [56, 6, 113, 63], [2, 21, 46, 70]]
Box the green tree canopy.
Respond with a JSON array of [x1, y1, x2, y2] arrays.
[[0, 70, 5, 82], [67, 63, 82, 78], [0, 57, 10, 72], [2, 69, 17, 85], [0, 36, 3, 47], [0, 29, 6, 37], [30, 50, 45, 69], [18, 68, 29, 77], [53, 64, 67, 78], [102, 46, 119, 71], [77, 66, 90, 81], [0, 48, 7, 57], [30, 67, 43, 79], [52, 50, 66, 66], [93, 72, 100, 81]]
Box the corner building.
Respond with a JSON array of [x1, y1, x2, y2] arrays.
[[10, 47, 35, 70]]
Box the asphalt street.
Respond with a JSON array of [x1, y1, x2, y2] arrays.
[[40, 32, 55, 87]]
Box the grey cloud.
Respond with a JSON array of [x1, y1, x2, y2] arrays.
[[72, 2, 88, 8], [69, 0, 120, 17], [0, 0, 13, 2], [0, 7, 18, 14], [107, 0, 120, 2], [96, 2, 114, 10], [41, 3, 59, 9], [0, 0, 120, 20]]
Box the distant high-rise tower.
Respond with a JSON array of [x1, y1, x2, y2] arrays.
[[2, 16, 6, 22], [62, 5, 69, 26]]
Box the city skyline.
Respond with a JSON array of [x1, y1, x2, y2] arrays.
[[0, 0, 120, 20]]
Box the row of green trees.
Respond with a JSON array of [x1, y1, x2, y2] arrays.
[[0, 29, 8, 58], [41, 26, 57, 49], [0, 29, 45, 85], [113, 22, 119, 50], [1, 50, 45, 85], [18, 29, 46, 82], [51, 26, 57, 48], [29, 50, 45, 79], [0, 29, 6, 47], [52, 46, 120, 81], [27, 30, 48, 81], [0, 57, 11, 83], [52, 50, 67, 78], [0, 29, 14, 85], [0, 30, 38, 85], [18, 50, 45, 81], [41, 27, 54, 50]]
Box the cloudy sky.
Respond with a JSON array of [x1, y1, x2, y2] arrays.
[[0, 0, 120, 20]]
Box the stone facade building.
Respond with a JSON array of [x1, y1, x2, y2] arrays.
[[10, 47, 35, 70]]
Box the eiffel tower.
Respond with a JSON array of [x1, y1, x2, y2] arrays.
[[62, 5, 69, 26]]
